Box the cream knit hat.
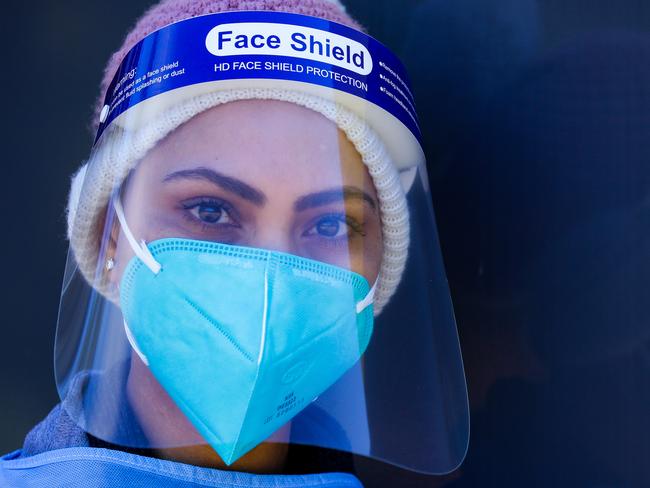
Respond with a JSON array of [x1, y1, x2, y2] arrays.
[[66, 0, 410, 314]]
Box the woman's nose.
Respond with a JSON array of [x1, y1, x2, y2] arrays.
[[249, 227, 295, 255]]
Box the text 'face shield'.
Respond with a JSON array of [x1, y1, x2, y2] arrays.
[[56, 11, 468, 474]]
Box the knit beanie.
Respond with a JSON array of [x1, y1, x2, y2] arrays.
[[67, 0, 411, 314]]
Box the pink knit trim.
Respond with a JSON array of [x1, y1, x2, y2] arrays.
[[91, 0, 363, 133]]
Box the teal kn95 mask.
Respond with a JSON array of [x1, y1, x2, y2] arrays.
[[113, 197, 376, 465]]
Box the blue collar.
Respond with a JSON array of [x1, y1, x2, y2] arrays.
[[1, 447, 363, 487]]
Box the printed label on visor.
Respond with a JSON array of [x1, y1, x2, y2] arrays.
[[205, 23, 373, 75], [96, 11, 421, 144]]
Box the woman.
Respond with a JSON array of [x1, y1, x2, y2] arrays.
[[0, 0, 468, 485]]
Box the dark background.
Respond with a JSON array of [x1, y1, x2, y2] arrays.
[[2, 0, 650, 486]]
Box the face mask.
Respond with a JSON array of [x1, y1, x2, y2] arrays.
[[113, 198, 376, 465]]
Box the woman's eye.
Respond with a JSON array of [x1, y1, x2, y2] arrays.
[[304, 215, 354, 239], [185, 200, 236, 226]]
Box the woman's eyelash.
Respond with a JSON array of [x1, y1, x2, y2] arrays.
[[304, 213, 366, 238], [181, 196, 228, 210], [179, 197, 240, 226], [345, 216, 366, 236]]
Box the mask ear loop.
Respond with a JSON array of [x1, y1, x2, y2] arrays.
[[356, 277, 378, 314], [113, 196, 162, 275]]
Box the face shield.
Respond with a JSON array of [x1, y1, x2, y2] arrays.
[[56, 11, 468, 475]]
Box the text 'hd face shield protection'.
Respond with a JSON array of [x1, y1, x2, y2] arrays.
[[56, 11, 468, 474]]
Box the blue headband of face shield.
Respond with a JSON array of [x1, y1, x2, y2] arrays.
[[112, 196, 377, 465]]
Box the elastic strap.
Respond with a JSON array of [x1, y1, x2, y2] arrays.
[[356, 277, 378, 314], [123, 320, 149, 365], [113, 197, 162, 274]]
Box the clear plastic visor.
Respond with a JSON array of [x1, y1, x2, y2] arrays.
[[56, 12, 468, 473]]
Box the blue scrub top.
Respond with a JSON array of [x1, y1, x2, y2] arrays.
[[0, 447, 363, 487]]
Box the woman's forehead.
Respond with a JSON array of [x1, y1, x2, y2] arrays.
[[138, 99, 373, 192]]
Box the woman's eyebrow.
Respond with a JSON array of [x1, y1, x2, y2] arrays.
[[294, 186, 377, 212], [163, 167, 267, 206]]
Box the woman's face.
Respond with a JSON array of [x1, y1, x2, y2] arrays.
[[108, 99, 383, 470], [113, 99, 383, 284]]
